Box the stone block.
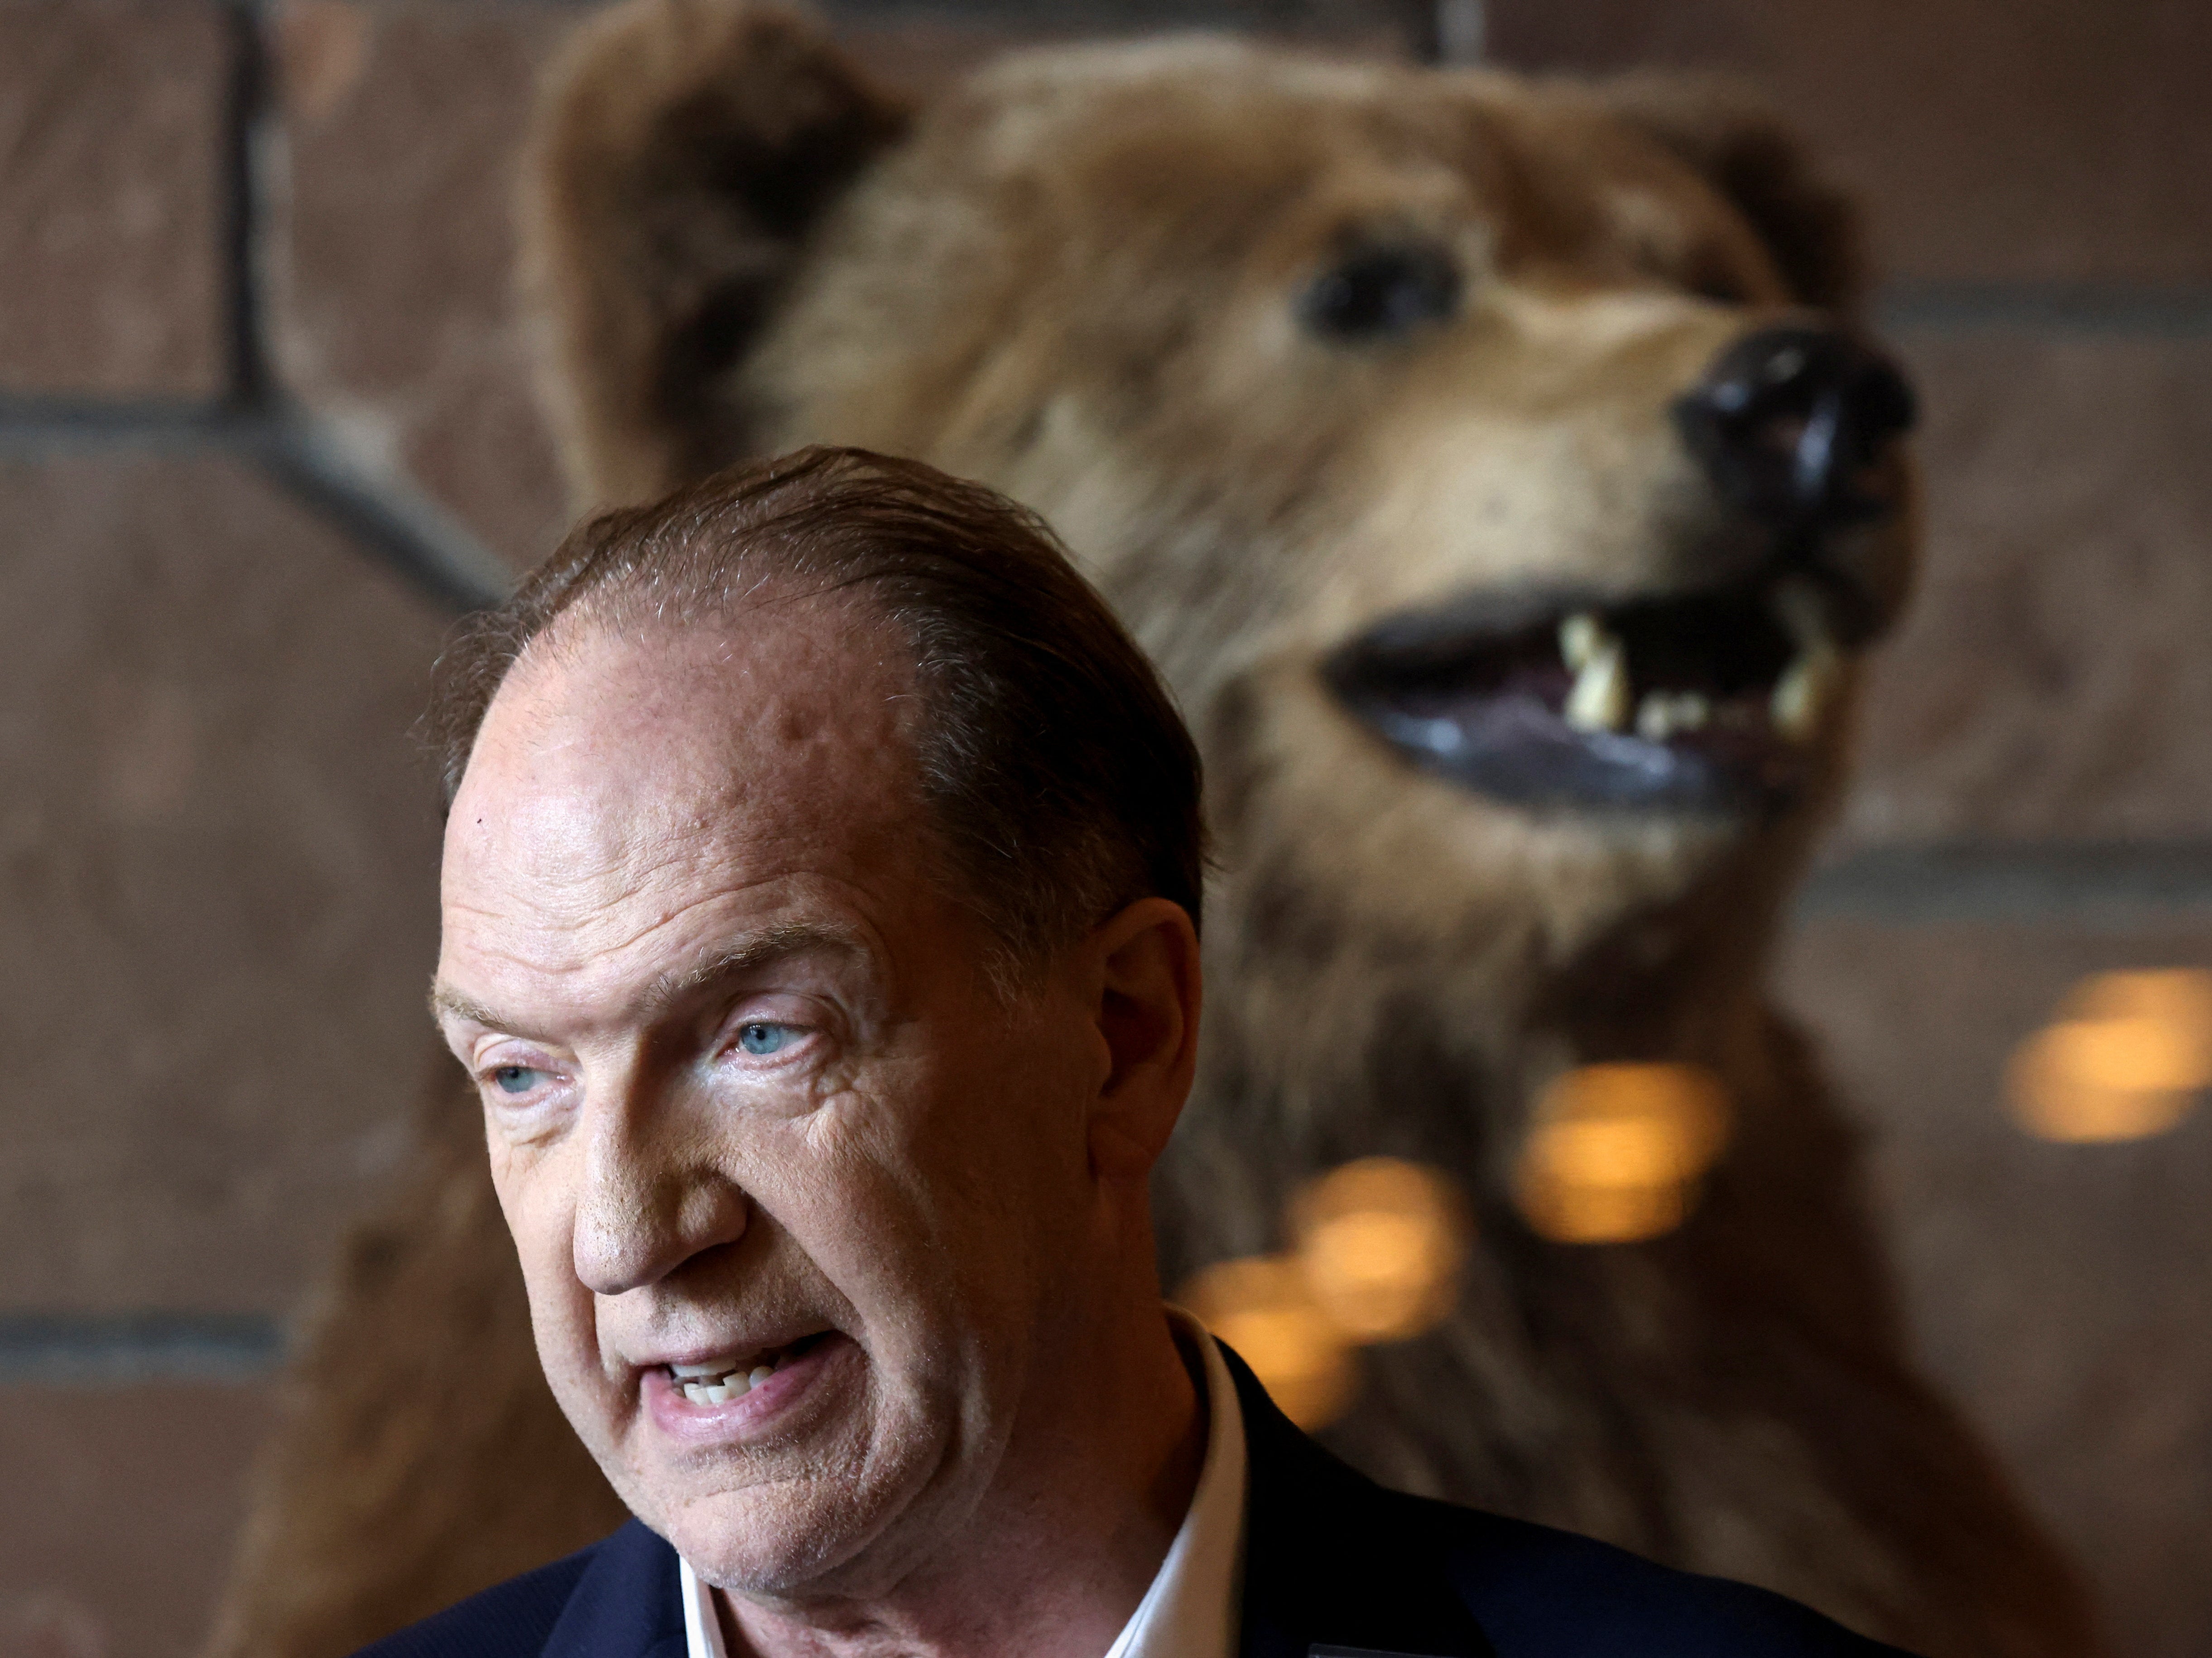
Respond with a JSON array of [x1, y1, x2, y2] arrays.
[[0, 0, 231, 398], [0, 1381, 270, 1658], [1777, 912, 2212, 1658], [0, 453, 448, 1314], [263, 1, 1417, 575], [1484, 0, 2212, 288], [1834, 333, 2212, 846], [268, 0, 574, 572]]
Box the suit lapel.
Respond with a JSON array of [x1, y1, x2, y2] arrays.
[[541, 1518, 691, 1658], [1224, 1345, 1495, 1658]]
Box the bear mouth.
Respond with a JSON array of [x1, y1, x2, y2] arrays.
[[1323, 574, 1845, 812]]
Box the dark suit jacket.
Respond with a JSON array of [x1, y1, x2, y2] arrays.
[[356, 1344, 1913, 1658]]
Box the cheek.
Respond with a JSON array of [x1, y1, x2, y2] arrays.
[[908, 1040, 1096, 1272], [486, 1143, 599, 1364], [776, 1084, 1025, 1325], [778, 1102, 947, 1304], [486, 1136, 555, 1263]]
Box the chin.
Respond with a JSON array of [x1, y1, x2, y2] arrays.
[[630, 1382, 980, 1603], [658, 1481, 885, 1596]]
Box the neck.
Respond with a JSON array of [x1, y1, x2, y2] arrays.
[[722, 1267, 1206, 1658]]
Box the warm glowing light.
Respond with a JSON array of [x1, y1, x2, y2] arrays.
[[2067, 969, 2212, 1032], [1516, 1166, 1689, 1244], [2007, 969, 2212, 1143], [1289, 1158, 1465, 1343], [1180, 1256, 1356, 1429], [1514, 1063, 1731, 1244]]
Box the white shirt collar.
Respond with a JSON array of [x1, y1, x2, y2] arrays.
[[1101, 1306, 1248, 1658], [678, 1306, 1247, 1658], [680, 1544, 728, 1658]]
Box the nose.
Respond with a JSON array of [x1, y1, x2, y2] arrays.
[[572, 1084, 749, 1297], [1673, 324, 1917, 536]]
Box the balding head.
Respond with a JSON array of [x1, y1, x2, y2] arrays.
[[429, 446, 1206, 988]]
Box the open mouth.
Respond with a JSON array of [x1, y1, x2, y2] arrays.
[[1323, 574, 1846, 812], [664, 1331, 832, 1405]]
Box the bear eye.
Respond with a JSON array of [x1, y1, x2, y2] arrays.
[[1298, 243, 1462, 341]]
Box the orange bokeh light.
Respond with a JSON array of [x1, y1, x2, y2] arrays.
[[2007, 969, 2212, 1143], [1180, 1255, 1356, 1430], [1514, 1062, 1731, 1245], [1289, 1157, 1465, 1344]]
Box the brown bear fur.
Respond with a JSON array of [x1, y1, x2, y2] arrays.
[[209, 6, 2103, 1657], [201, 1069, 628, 1658]]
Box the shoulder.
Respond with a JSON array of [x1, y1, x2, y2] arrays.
[[1398, 1490, 1914, 1658], [1218, 1336, 1912, 1658], [348, 1554, 589, 1658], [349, 1522, 671, 1658]]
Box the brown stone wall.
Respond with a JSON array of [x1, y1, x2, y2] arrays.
[[1, 2, 2205, 1654], [1776, 916, 2212, 1656], [0, 2, 231, 398]]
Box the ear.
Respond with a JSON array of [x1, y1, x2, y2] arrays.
[[518, 0, 910, 511], [1085, 898, 1205, 1182], [1600, 72, 1865, 314]]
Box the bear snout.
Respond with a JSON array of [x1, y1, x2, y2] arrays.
[[1671, 323, 1917, 539]]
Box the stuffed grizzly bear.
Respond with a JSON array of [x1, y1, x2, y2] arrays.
[[206, 5, 2104, 1658]]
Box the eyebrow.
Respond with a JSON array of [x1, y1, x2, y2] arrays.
[[428, 922, 869, 1037]]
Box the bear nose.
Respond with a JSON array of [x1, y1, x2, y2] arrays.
[[1672, 324, 1917, 536]]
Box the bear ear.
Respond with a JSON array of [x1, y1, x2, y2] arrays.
[[1597, 72, 1865, 316], [519, 0, 911, 510]]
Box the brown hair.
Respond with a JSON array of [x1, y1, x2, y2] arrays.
[[428, 446, 1205, 974]]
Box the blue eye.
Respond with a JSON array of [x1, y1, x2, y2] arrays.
[[491, 1065, 541, 1095], [737, 1022, 793, 1056]]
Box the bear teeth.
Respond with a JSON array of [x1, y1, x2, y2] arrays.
[[1563, 632, 1629, 733], [1562, 588, 1841, 747], [1635, 691, 1711, 741], [1558, 611, 1605, 671], [1766, 579, 1841, 744], [1770, 643, 1842, 743]]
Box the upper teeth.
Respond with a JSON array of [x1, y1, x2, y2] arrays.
[[669, 1350, 787, 1405], [1558, 598, 1843, 747], [1767, 581, 1842, 742], [1770, 642, 1842, 742], [1559, 612, 1604, 671], [1636, 691, 1710, 741], [1560, 614, 1629, 733]]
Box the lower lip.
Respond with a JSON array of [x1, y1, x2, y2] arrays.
[[642, 1334, 851, 1444], [1349, 688, 1806, 811]]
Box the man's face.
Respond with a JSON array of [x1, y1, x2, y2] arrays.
[[434, 599, 1109, 1594]]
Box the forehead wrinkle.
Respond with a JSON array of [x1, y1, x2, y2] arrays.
[[431, 919, 872, 1041], [491, 818, 749, 935], [447, 866, 856, 1000], [633, 922, 872, 1024]]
